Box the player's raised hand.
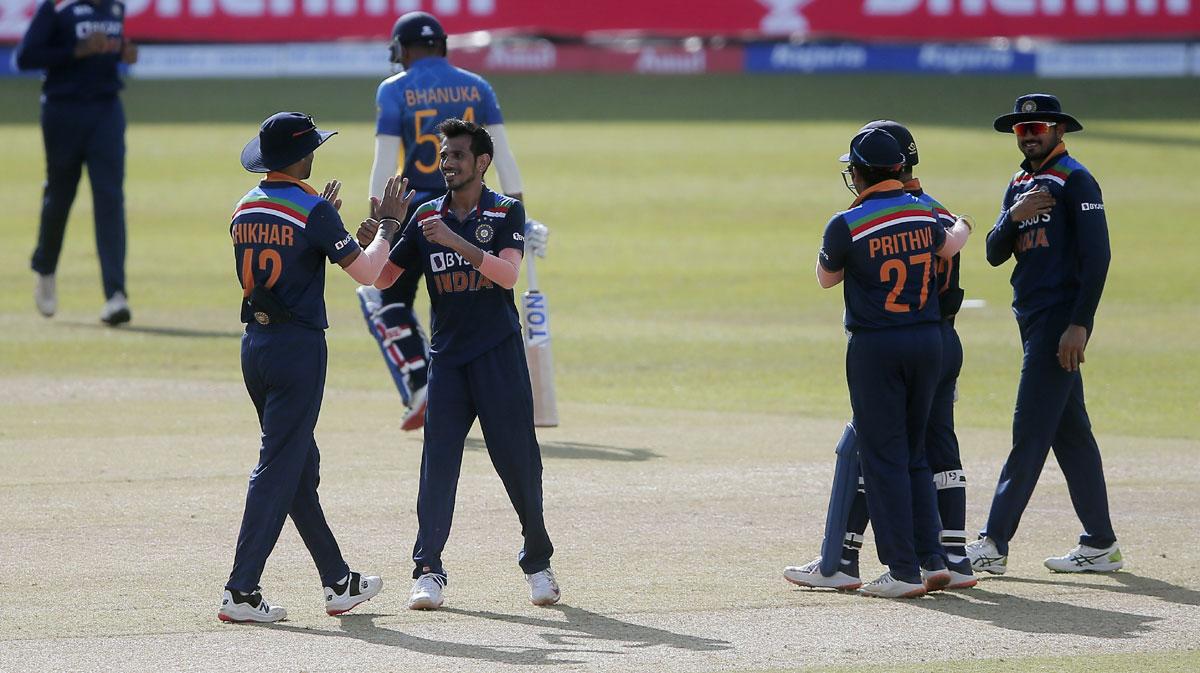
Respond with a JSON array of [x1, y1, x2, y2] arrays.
[[376, 176, 415, 224], [355, 218, 380, 247], [1009, 185, 1055, 223], [320, 180, 343, 211]]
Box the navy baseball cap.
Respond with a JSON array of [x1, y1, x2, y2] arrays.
[[861, 120, 918, 167], [839, 128, 906, 169], [392, 11, 446, 46], [240, 112, 336, 173], [993, 93, 1083, 133]]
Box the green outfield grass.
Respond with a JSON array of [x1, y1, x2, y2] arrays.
[[1, 75, 1196, 440]]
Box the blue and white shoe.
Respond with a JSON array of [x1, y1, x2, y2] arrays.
[[1044, 543, 1124, 573], [965, 537, 1008, 575], [784, 557, 862, 590]]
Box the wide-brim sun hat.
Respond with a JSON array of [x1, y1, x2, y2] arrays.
[[993, 93, 1083, 133]]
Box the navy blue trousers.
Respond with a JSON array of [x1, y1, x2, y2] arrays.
[[227, 325, 349, 592], [844, 320, 966, 563], [981, 304, 1116, 555], [412, 333, 553, 581], [847, 323, 945, 582], [31, 97, 127, 300]]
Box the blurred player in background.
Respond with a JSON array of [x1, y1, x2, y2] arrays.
[[811, 127, 971, 598], [16, 0, 138, 325], [218, 112, 412, 623], [373, 119, 558, 611], [785, 120, 977, 592], [967, 94, 1121, 575], [358, 10, 547, 431]]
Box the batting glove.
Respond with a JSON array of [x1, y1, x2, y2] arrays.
[[524, 219, 550, 258]]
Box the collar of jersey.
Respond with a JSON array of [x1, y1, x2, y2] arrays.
[[902, 177, 923, 195], [437, 187, 496, 222], [849, 179, 905, 208], [408, 56, 447, 71], [262, 172, 318, 195], [1021, 142, 1068, 174]]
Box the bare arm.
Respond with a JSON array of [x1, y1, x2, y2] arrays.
[[816, 260, 843, 288]]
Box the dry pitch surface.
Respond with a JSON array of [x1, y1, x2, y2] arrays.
[[1, 377, 1197, 672]]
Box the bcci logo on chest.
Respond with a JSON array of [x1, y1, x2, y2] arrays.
[[475, 223, 494, 244]]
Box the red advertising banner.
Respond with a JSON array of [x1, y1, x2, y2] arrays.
[[2, 0, 1197, 43]]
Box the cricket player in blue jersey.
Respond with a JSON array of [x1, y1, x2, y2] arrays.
[[785, 121, 977, 592], [218, 111, 414, 623], [358, 11, 547, 431], [16, 0, 137, 325], [966, 94, 1122, 575], [812, 127, 971, 598], [372, 118, 558, 610]]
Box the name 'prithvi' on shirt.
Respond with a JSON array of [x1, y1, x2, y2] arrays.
[[868, 226, 935, 259]]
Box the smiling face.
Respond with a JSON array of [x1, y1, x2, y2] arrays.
[[1014, 120, 1065, 164], [439, 135, 489, 191]]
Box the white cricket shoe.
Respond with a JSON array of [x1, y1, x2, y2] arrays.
[[324, 571, 383, 616], [401, 385, 428, 431], [1044, 543, 1124, 573], [920, 566, 952, 592], [965, 537, 1008, 575], [408, 573, 445, 610], [218, 589, 287, 623], [858, 572, 926, 599], [944, 562, 979, 590], [100, 291, 131, 326], [526, 568, 561, 606], [34, 273, 56, 317], [784, 557, 862, 590]]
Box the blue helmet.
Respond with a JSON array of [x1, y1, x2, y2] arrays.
[[389, 12, 446, 63]]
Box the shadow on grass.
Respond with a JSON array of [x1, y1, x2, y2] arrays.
[[61, 320, 242, 339], [989, 572, 1200, 607], [913, 586, 1160, 638], [259, 604, 728, 665], [464, 436, 660, 462]]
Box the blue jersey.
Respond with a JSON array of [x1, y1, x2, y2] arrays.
[[909, 185, 963, 319], [375, 56, 504, 194], [985, 149, 1110, 331], [230, 176, 359, 330], [15, 0, 126, 101], [388, 187, 525, 366], [820, 186, 946, 331]]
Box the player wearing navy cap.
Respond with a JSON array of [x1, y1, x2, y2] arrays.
[[785, 121, 978, 592], [813, 127, 971, 598], [357, 10, 547, 431], [218, 112, 415, 623], [16, 0, 138, 324], [966, 94, 1122, 575], [372, 118, 558, 610]]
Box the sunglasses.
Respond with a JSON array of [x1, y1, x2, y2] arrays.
[[1013, 121, 1057, 136]]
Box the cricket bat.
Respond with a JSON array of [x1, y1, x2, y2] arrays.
[[522, 247, 559, 427]]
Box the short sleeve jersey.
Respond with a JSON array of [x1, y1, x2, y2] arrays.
[[375, 57, 505, 194], [15, 0, 126, 100], [910, 189, 963, 318], [819, 188, 946, 331], [387, 187, 525, 366], [230, 178, 359, 330], [990, 150, 1109, 330]]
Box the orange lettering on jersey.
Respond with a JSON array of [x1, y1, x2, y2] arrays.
[[451, 271, 470, 292], [881, 236, 895, 257], [868, 238, 881, 257]]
